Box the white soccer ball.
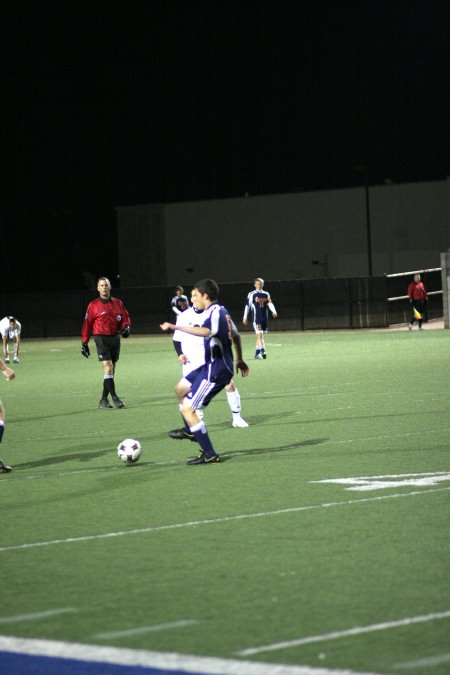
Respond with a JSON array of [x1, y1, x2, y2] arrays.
[[117, 438, 142, 464]]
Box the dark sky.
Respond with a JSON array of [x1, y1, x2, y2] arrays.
[[1, 1, 449, 289]]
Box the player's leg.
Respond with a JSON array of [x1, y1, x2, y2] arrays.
[[418, 301, 424, 329], [168, 378, 197, 441], [95, 337, 124, 408], [2, 336, 9, 363], [260, 321, 268, 358], [181, 374, 227, 464], [254, 323, 264, 359], [13, 336, 19, 363], [225, 380, 249, 427], [181, 398, 220, 464], [106, 359, 125, 408], [0, 399, 12, 473]]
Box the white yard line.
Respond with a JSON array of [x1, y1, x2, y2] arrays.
[[236, 610, 450, 657], [393, 652, 450, 670], [94, 620, 199, 639], [0, 486, 449, 554], [0, 608, 77, 624], [0, 634, 381, 675]]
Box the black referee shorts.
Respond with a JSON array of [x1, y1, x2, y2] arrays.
[[94, 335, 121, 363]]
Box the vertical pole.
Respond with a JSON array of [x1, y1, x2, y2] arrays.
[[365, 182, 373, 276], [441, 249, 450, 329]]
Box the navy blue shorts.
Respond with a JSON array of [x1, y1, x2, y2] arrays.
[[184, 363, 233, 409]]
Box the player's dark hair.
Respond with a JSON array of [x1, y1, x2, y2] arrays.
[[194, 279, 219, 300]]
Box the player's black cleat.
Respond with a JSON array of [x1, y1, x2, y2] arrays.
[[98, 398, 113, 409], [168, 428, 197, 442], [112, 396, 125, 409], [0, 460, 12, 473], [187, 453, 220, 465]]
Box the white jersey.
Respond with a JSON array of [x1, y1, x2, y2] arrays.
[[0, 317, 21, 338], [173, 307, 206, 377]]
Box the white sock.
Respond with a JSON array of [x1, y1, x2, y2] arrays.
[[227, 389, 241, 420]]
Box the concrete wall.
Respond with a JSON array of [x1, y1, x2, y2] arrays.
[[116, 179, 450, 287]]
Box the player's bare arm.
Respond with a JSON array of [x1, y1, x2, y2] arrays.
[[160, 322, 211, 337]]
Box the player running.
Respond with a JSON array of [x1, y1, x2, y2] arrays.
[[160, 279, 249, 465], [168, 297, 249, 438]]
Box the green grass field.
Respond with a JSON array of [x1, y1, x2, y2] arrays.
[[1, 328, 449, 674]]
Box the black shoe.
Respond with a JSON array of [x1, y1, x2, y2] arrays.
[[187, 453, 220, 465], [262, 351, 267, 359], [0, 460, 12, 473], [168, 428, 197, 442], [98, 398, 113, 409], [112, 396, 125, 408]]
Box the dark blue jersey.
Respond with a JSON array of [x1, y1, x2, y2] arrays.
[[245, 289, 273, 324], [171, 294, 190, 315], [201, 302, 234, 377]]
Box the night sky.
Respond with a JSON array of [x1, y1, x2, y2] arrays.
[[1, 1, 448, 290]]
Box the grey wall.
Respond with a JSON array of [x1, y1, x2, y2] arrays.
[[116, 179, 450, 287]]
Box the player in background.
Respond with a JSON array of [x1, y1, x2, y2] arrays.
[[0, 357, 15, 473], [81, 277, 131, 409], [407, 273, 428, 330], [0, 316, 22, 364], [169, 299, 249, 438], [243, 278, 277, 359], [171, 285, 190, 316], [160, 278, 249, 465]]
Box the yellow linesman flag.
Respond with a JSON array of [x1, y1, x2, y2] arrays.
[[413, 307, 422, 320]]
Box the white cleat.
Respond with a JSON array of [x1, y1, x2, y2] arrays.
[[232, 417, 249, 428], [13, 357, 20, 364]]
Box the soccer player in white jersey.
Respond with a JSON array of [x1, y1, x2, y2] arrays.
[[169, 301, 249, 437], [0, 316, 22, 364], [243, 278, 277, 359]]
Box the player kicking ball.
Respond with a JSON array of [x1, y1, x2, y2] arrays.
[[160, 279, 249, 465], [169, 294, 249, 438]]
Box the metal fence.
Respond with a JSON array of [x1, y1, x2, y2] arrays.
[[0, 273, 443, 338]]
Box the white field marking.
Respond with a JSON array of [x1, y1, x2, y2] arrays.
[[1, 486, 449, 554], [0, 608, 77, 624], [265, 343, 283, 346], [95, 619, 199, 639], [312, 472, 450, 492], [236, 609, 450, 657], [393, 652, 450, 670], [0, 635, 381, 675]]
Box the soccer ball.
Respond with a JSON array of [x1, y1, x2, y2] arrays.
[[117, 438, 142, 464]]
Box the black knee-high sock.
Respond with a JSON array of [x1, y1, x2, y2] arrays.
[[103, 376, 117, 398], [0, 422, 4, 444]]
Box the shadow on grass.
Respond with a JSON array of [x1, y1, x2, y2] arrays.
[[11, 437, 328, 472], [13, 446, 112, 470], [221, 437, 328, 461]]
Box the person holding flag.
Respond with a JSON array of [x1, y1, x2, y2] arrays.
[[407, 273, 428, 330]]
